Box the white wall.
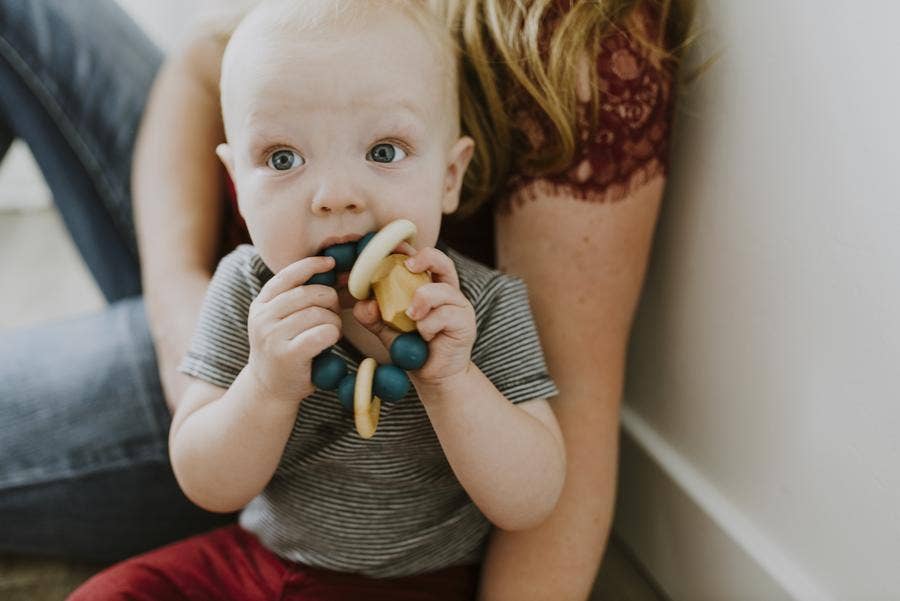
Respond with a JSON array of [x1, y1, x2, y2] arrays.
[[615, 1, 900, 600]]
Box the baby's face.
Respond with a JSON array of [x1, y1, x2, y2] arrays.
[[218, 8, 473, 290]]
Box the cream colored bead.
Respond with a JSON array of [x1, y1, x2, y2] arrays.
[[354, 358, 381, 439]]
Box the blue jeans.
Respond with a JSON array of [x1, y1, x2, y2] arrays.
[[0, 0, 232, 562]]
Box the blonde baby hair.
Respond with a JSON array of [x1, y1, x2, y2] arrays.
[[217, 0, 462, 142]]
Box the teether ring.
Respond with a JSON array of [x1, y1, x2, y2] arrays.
[[308, 219, 432, 439], [348, 219, 417, 300], [354, 358, 381, 439]]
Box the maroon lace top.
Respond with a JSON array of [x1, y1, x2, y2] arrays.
[[220, 2, 675, 268]]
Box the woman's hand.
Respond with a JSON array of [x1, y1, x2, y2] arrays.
[[247, 256, 343, 403], [352, 247, 476, 385]]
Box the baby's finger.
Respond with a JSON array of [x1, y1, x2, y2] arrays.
[[404, 248, 458, 288], [415, 305, 472, 342], [352, 299, 403, 350], [395, 240, 417, 256], [265, 285, 339, 321], [352, 298, 382, 330], [286, 323, 342, 360], [406, 283, 469, 322], [257, 256, 336, 303], [272, 306, 342, 342]]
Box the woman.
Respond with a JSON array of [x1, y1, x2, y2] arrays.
[[0, 0, 694, 598]]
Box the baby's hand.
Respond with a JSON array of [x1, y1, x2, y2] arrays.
[[353, 247, 476, 386], [247, 256, 342, 403]]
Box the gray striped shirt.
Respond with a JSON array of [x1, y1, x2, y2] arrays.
[[179, 243, 559, 577]]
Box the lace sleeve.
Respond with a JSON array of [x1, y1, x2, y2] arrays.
[[498, 5, 675, 214]]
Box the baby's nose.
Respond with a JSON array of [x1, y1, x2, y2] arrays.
[[310, 188, 366, 214]]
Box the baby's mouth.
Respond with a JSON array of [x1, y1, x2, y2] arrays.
[[315, 233, 365, 257], [315, 227, 417, 290]]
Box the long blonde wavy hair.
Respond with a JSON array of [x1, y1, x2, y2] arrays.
[[428, 0, 697, 219], [210, 0, 696, 218]]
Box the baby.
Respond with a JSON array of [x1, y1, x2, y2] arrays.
[[69, 1, 564, 598]]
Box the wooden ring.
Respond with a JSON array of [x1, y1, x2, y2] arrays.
[[348, 219, 417, 300], [354, 357, 381, 439]]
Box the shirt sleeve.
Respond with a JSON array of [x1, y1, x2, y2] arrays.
[[178, 245, 260, 389], [471, 274, 559, 405]]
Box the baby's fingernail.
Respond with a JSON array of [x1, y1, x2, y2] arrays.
[[405, 258, 415, 269], [405, 307, 416, 319]]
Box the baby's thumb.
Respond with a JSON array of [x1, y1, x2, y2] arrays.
[[352, 299, 400, 350]]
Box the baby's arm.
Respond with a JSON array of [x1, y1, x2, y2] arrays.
[[354, 247, 565, 530], [416, 368, 566, 532], [169, 371, 302, 512], [170, 255, 341, 512]]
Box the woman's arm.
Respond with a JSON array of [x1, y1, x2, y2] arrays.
[[132, 29, 228, 412], [477, 176, 666, 601]]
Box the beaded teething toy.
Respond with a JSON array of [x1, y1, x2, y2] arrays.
[[308, 219, 430, 439]]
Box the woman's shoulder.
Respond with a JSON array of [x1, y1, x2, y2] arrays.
[[501, 1, 676, 211]]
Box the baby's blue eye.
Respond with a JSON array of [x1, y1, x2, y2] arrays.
[[267, 149, 304, 171], [367, 143, 407, 164]]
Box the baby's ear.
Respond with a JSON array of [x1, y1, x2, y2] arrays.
[[441, 136, 475, 214], [215, 143, 237, 183]]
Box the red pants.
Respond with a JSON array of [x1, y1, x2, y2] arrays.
[[68, 525, 480, 600]]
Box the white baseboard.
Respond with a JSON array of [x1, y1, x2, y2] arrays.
[[615, 406, 833, 601]]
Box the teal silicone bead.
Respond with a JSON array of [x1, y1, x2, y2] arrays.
[[337, 373, 356, 412], [323, 242, 357, 272], [390, 332, 428, 370], [373, 364, 411, 402], [311, 351, 347, 391], [306, 270, 336, 286], [355, 232, 377, 257]]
